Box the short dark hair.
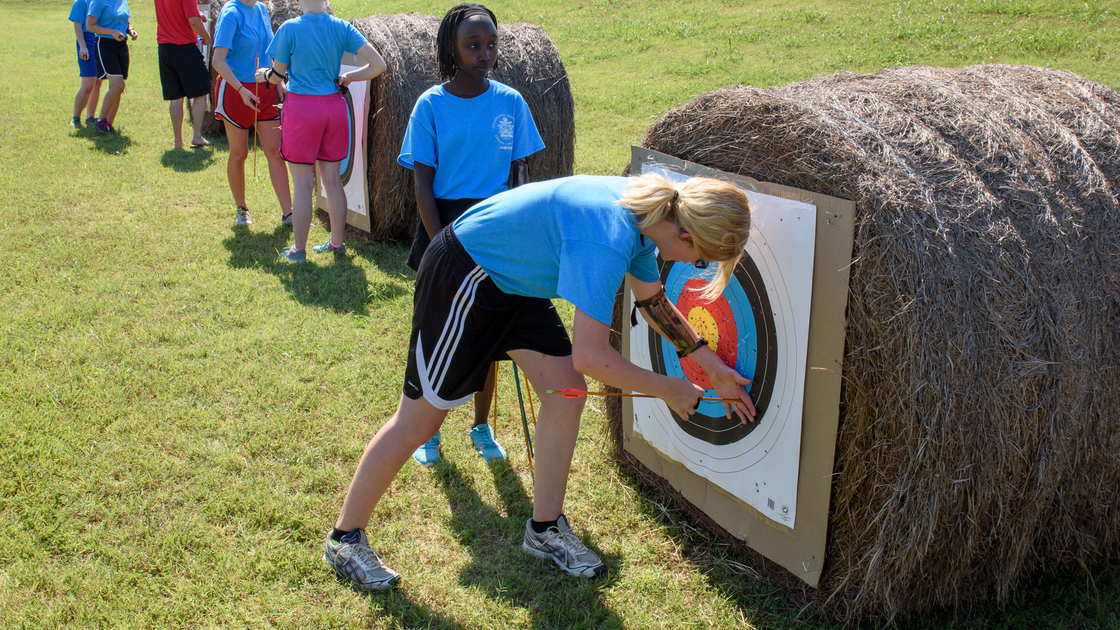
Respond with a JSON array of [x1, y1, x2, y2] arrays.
[[436, 3, 499, 82]]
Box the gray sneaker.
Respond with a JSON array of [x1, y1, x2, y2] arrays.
[[323, 529, 401, 591], [521, 514, 605, 578], [235, 206, 253, 226]]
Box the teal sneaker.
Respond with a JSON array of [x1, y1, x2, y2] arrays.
[[313, 239, 347, 255], [412, 431, 441, 467], [278, 246, 306, 262], [469, 424, 507, 461]]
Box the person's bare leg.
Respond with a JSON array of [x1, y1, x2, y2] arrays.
[[98, 75, 125, 124], [169, 97, 185, 148], [73, 77, 95, 119], [317, 161, 346, 247], [256, 119, 293, 218], [288, 163, 314, 249], [507, 350, 586, 521], [334, 395, 448, 531], [85, 78, 102, 120], [189, 96, 209, 146], [223, 121, 250, 208], [472, 364, 497, 428]]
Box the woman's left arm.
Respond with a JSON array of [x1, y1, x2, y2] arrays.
[[339, 43, 387, 86], [630, 275, 756, 423]]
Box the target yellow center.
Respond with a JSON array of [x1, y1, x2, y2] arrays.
[[687, 307, 720, 352]]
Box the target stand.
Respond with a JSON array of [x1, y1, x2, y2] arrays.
[[621, 148, 855, 587]]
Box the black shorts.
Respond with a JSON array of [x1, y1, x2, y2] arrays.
[[158, 42, 210, 100], [95, 37, 129, 80], [403, 226, 573, 409], [406, 198, 483, 271]]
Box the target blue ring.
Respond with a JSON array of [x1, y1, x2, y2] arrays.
[[661, 265, 757, 417]]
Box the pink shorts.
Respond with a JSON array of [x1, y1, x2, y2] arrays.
[[280, 92, 349, 164]]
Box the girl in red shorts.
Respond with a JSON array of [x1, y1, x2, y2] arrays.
[[212, 0, 292, 227], [258, 0, 386, 261]]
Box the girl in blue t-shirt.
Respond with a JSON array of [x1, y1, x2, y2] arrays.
[[397, 3, 546, 466], [68, 0, 102, 128], [258, 0, 386, 261], [85, 0, 137, 134], [212, 0, 291, 228]]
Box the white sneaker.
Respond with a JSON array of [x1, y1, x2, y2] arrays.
[[235, 206, 253, 226], [323, 529, 401, 590], [521, 514, 605, 578]]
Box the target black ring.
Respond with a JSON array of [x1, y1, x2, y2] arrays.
[[648, 255, 778, 445], [339, 88, 356, 185]]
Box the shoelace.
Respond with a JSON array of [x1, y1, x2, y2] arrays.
[[348, 543, 385, 570], [545, 527, 589, 556]]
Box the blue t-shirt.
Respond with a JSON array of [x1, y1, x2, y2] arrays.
[[87, 0, 130, 38], [453, 176, 660, 326], [398, 81, 545, 200], [69, 0, 91, 32], [213, 0, 273, 83], [267, 13, 367, 96]]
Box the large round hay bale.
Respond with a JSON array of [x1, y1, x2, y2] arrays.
[[352, 13, 574, 241], [612, 64, 1120, 622], [196, 0, 334, 137]]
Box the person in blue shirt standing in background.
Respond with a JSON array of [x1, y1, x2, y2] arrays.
[[212, 0, 292, 228], [68, 0, 103, 128], [259, 0, 387, 262], [85, 0, 137, 134], [397, 3, 546, 467]]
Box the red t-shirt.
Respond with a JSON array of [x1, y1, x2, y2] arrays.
[[155, 0, 205, 45]]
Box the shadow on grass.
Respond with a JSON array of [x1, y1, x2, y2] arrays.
[[222, 224, 391, 314], [159, 145, 217, 172], [420, 459, 624, 629], [74, 126, 133, 155]]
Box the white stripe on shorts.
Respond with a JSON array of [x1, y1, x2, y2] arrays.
[[416, 265, 488, 408]]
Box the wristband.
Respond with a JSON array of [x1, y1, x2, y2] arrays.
[[676, 337, 709, 359]]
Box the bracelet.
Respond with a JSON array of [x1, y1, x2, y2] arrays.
[[676, 337, 709, 359]]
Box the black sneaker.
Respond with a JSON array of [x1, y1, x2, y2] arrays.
[[84, 116, 97, 126], [93, 118, 112, 134], [70, 116, 81, 128], [521, 514, 605, 578]]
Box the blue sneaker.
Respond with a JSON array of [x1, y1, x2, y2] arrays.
[[412, 431, 441, 467], [313, 239, 347, 255], [278, 246, 306, 262], [469, 424, 506, 461]]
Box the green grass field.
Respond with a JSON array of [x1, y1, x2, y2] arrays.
[[1, 0, 1118, 628]]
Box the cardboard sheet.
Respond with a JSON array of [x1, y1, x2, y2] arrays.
[[622, 147, 855, 587]]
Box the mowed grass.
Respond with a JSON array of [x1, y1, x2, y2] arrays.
[[1, 0, 1118, 628]]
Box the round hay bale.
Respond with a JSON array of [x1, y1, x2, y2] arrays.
[[195, 0, 334, 137], [611, 64, 1120, 623], [352, 13, 574, 241]]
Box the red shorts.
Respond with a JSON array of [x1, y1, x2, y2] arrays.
[[279, 92, 349, 164], [213, 77, 279, 129]]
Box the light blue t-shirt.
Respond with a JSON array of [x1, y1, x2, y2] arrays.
[[453, 176, 660, 326], [213, 0, 273, 83], [398, 81, 545, 200], [267, 13, 367, 96], [87, 0, 130, 38], [69, 0, 91, 32]]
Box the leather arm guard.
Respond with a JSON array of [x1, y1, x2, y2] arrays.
[[632, 289, 708, 359]]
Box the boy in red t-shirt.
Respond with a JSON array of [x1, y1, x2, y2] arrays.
[[154, 0, 213, 148]]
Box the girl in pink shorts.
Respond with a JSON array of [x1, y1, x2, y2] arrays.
[[259, 0, 386, 262]]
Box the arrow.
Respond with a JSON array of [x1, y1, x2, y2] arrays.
[[545, 388, 742, 402]]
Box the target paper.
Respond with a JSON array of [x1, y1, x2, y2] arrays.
[[317, 65, 369, 217], [629, 165, 816, 529]]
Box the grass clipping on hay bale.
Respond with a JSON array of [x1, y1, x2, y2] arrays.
[[352, 13, 574, 240], [613, 64, 1120, 622], [198, 0, 334, 137]]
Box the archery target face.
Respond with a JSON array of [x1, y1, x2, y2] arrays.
[[318, 66, 368, 216], [629, 166, 816, 528]]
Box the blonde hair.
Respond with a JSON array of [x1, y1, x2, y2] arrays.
[[619, 173, 752, 300]]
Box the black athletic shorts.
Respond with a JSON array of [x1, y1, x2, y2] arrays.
[[95, 37, 129, 80], [403, 226, 573, 409], [406, 198, 483, 272], [158, 42, 210, 100]]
